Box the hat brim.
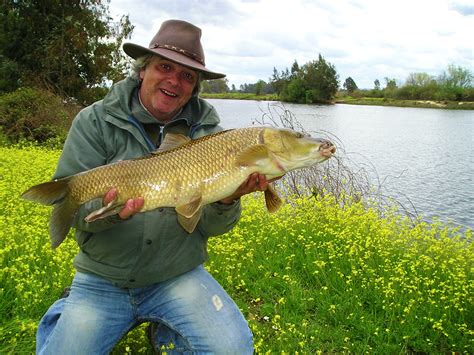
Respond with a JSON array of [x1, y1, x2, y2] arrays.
[[123, 43, 226, 80]]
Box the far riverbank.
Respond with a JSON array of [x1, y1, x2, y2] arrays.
[[200, 93, 474, 110]]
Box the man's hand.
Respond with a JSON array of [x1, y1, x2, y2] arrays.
[[219, 173, 282, 205], [103, 188, 144, 219]]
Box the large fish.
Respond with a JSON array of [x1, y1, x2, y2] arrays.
[[21, 127, 335, 247]]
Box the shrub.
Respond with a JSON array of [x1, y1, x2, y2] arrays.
[[0, 87, 79, 144]]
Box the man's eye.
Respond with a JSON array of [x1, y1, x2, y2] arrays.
[[183, 72, 195, 82], [160, 64, 171, 71]]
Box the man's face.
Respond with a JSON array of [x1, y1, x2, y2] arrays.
[[139, 57, 198, 122]]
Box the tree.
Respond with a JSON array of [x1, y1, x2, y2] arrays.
[[300, 54, 339, 103], [201, 78, 229, 93], [255, 80, 266, 96], [343, 77, 358, 93], [384, 78, 398, 90], [270, 67, 286, 95], [290, 60, 300, 79], [399, 72, 438, 100], [405, 72, 435, 87], [0, 1, 133, 103], [374, 79, 381, 90], [438, 64, 473, 88], [436, 64, 473, 101], [382, 77, 397, 98], [272, 54, 339, 103]]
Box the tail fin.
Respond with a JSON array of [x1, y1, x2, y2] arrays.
[[21, 178, 78, 248], [49, 197, 78, 248], [21, 178, 70, 205]]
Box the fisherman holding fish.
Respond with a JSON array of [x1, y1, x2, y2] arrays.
[[29, 18, 336, 354], [35, 19, 261, 353]]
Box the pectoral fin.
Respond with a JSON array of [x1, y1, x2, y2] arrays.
[[176, 193, 203, 233], [177, 208, 203, 233], [235, 145, 272, 167], [264, 184, 283, 213], [84, 198, 124, 222]]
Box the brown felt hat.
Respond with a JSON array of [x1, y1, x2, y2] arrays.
[[123, 19, 225, 80]]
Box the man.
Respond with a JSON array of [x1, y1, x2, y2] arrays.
[[36, 19, 268, 354]]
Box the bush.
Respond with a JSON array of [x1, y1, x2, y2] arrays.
[[0, 87, 79, 144]]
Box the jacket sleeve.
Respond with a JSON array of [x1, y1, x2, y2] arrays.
[[53, 105, 122, 232]]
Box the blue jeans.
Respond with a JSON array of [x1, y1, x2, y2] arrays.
[[36, 266, 253, 354]]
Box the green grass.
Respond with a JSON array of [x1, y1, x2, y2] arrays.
[[200, 92, 279, 101], [1, 146, 473, 353], [335, 96, 474, 110], [201, 92, 474, 110]]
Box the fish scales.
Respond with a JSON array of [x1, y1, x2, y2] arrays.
[[70, 127, 263, 209]]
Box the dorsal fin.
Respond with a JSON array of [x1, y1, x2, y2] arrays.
[[154, 133, 191, 153]]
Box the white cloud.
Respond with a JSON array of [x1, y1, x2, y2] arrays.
[[110, 0, 474, 89]]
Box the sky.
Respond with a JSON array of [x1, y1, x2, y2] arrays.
[[109, 0, 473, 89]]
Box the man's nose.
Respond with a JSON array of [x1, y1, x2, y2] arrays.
[[166, 70, 180, 85]]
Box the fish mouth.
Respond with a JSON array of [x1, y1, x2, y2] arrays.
[[318, 140, 336, 158]]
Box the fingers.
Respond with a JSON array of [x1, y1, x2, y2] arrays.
[[256, 174, 268, 191], [103, 188, 117, 205], [103, 188, 144, 220], [247, 173, 269, 192], [119, 197, 145, 219], [239, 173, 269, 196]]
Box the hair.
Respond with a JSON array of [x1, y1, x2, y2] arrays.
[[131, 55, 202, 97]]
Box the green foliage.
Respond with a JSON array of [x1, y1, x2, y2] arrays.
[[0, 0, 133, 104], [200, 78, 230, 94], [239, 81, 275, 95], [200, 92, 278, 101], [254, 80, 266, 96], [0, 87, 78, 144], [341, 65, 473, 103], [1, 147, 472, 353], [343, 77, 358, 93], [0, 55, 21, 92], [277, 54, 340, 104], [438, 64, 473, 89], [374, 79, 381, 91], [335, 96, 474, 110], [285, 77, 306, 103]]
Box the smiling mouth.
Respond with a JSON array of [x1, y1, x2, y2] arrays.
[[160, 88, 178, 97]]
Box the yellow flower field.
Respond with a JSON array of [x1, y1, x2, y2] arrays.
[[1, 146, 473, 353]]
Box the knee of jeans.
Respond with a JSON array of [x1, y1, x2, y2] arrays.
[[152, 321, 253, 354], [209, 324, 254, 354]]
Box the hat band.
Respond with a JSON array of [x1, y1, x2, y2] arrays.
[[150, 43, 205, 66]]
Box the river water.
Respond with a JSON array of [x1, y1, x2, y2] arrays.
[[208, 99, 474, 230]]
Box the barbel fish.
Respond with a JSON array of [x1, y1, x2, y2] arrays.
[[21, 127, 335, 247]]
